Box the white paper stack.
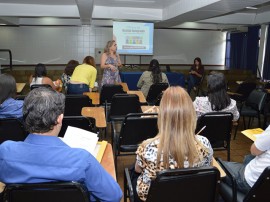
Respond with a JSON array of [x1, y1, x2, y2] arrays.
[[60, 126, 99, 156]]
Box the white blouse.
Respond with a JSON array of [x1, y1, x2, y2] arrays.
[[193, 96, 239, 121]]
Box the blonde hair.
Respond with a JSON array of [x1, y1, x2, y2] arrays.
[[104, 40, 116, 55], [142, 86, 206, 168]]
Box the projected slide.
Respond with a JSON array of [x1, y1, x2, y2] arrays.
[[113, 22, 154, 55]]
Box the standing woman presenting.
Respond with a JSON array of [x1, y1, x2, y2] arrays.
[[100, 40, 122, 86]]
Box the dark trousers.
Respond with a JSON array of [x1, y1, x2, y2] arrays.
[[129, 166, 144, 202], [187, 74, 200, 94], [222, 155, 254, 194]]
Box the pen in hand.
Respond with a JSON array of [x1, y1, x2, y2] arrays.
[[196, 126, 206, 135]]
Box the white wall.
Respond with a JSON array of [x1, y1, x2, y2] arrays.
[[154, 29, 226, 65], [0, 26, 226, 65]]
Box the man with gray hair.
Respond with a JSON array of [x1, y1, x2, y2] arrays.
[[0, 87, 122, 202]]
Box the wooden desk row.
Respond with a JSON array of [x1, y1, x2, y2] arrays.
[[101, 143, 116, 180], [81, 107, 106, 128], [118, 82, 129, 92], [82, 105, 154, 129], [84, 90, 146, 106]]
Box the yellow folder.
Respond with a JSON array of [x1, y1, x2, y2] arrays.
[[241, 128, 264, 141], [95, 141, 108, 163]]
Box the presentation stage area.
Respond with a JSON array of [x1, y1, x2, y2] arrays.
[[0, 25, 225, 66]]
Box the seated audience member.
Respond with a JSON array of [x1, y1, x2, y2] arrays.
[[61, 59, 79, 92], [187, 57, 204, 94], [137, 59, 169, 98], [133, 86, 213, 202], [29, 63, 60, 91], [193, 72, 239, 121], [0, 74, 23, 119], [0, 87, 122, 202], [221, 125, 270, 194], [68, 56, 97, 94]]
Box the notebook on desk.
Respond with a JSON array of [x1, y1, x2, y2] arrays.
[[59, 126, 107, 162], [241, 128, 264, 141]]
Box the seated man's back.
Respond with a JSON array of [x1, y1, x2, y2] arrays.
[[0, 87, 122, 202]]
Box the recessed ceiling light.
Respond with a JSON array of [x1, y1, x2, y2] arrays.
[[246, 6, 258, 10]]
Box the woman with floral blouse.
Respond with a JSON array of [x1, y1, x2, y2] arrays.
[[133, 86, 213, 202]]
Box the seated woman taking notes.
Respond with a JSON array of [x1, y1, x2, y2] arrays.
[[137, 59, 168, 98], [0, 74, 23, 119], [29, 63, 60, 91], [133, 86, 213, 202], [193, 72, 239, 121]]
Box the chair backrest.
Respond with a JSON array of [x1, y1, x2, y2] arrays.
[[237, 82, 257, 101], [64, 95, 92, 116], [245, 90, 267, 112], [0, 118, 27, 144], [3, 181, 90, 202], [154, 92, 163, 106], [146, 167, 220, 202], [15, 95, 26, 101], [244, 166, 270, 202], [196, 112, 233, 148], [264, 82, 270, 89], [99, 84, 125, 104], [30, 84, 52, 90], [58, 116, 96, 137], [197, 72, 205, 86], [118, 113, 158, 152], [146, 83, 169, 103], [109, 94, 142, 121]]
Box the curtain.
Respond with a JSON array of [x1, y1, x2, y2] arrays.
[[247, 26, 260, 74], [225, 33, 231, 67], [227, 32, 248, 69], [225, 25, 260, 71], [263, 25, 270, 80]]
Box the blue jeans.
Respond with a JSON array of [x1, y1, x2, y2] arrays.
[[67, 83, 89, 94], [222, 155, 254, 194], [187, 74, 200, 94]]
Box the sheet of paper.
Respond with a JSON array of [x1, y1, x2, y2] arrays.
[[241, 128, 264, 141], [60, 126, 99, 156], [93, 144, 100, 157]]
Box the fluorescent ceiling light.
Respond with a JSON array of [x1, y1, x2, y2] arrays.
[[0, 23, 6, 25], [246, 6, 258, 10]]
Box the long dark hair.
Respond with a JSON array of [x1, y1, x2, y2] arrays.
[[65, 60, 79, 76], [0, 74, 17, 104], [194, 57, 202, 66], [34, 63, 47, 81], [148, 59, 162, 84], [207, 72, 231, 111]]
